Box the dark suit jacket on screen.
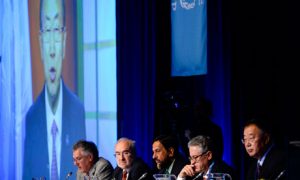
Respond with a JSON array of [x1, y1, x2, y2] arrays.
[[23, 82, 86, 180]]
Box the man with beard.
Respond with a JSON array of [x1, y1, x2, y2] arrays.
[[152, 135, 189, 177]]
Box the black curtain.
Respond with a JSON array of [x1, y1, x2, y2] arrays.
[[231, 1, 300, 179]]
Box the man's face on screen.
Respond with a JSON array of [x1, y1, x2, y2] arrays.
[[39, 0, 66, 97]]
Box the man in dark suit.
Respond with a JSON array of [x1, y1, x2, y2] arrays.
[[177, 135, 235, 180], [23, 0, 86, 179], [242, 117, 287, 180], [152, 134, 189, 177], [113, 137, 153, 180]]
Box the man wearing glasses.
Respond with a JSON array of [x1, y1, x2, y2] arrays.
[[242, 117, 286, 180], [177, 135, 235, 180], [73, 140, 113, 179], [113, 137, 153, 180], [23, 0, 86, 179]]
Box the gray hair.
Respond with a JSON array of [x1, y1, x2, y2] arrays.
[[116, 137, 137, 156], [188, 135, 214, 154]]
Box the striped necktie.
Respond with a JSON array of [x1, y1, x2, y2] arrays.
[[51, 120, 59, 180], [122, 170, 127, 180]]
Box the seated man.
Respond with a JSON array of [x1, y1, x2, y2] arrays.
[[73, 140, 114, 180], [113, 137, 153, 180], [152, 134, 189, 177], [177, 135, 236, 180], [242, 117, 287, 180]]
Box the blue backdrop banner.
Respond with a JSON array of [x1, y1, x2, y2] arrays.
[[171, 0, 207, 76]]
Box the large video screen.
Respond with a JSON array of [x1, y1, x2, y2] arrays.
[[0, 1, 116, 179]]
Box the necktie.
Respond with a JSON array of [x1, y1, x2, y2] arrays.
[[256, 162, 262, 179], [122, 170, 127, 180], [51, 120, 59, 180]]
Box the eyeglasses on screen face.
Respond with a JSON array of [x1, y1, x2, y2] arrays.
[[40, 27, 65, 43]]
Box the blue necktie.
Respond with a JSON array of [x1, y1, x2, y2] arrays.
[[51, 120, 58, 180]]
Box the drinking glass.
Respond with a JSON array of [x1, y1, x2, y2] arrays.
[[153, 174, 176, 180], [205, 173, 232, 180]]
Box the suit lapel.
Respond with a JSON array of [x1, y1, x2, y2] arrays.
[[61, 83, 71, 176], [38, 88, 50, 177]]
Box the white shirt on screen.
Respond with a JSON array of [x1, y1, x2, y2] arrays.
[[46, 79, 63, 178]]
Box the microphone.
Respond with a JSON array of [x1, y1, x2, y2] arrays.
[[65, 171, 73, 180], [137, 172, 148, 180], [275, 170, 286, 180], [192, 172, 202, 180]]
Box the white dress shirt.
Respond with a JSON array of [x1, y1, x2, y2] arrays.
[[45, 80, 63, 178]]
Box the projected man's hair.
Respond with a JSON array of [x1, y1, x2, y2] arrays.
[[39, 0, 66, 29]]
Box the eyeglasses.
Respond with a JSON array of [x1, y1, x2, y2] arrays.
[[241, 136, 257, 144], [188, 151, 208, 162], [114, 150, 131, 157], [40, 27, 65, 43], [73, 155, 88, 163]]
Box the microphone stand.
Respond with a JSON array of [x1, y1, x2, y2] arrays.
[[192, 172, 202, 180], [137, 172, 148, 180], [65, 171, 73, 180], [275, 170, 286, 180]]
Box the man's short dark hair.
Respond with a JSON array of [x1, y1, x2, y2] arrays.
[[243, 114, 273, 136], [153, 134, 179, 156], [39, 0, 66, 29], [73, 140, 99, 164]]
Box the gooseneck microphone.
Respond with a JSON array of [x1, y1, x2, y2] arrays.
[[192, 172, 202, 180], [137, 172, 148, 180], [275, 170, 286, 180], [65, 171, 73, 180]]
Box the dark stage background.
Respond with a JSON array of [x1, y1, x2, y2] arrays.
[[117, 0, 300, 179]]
